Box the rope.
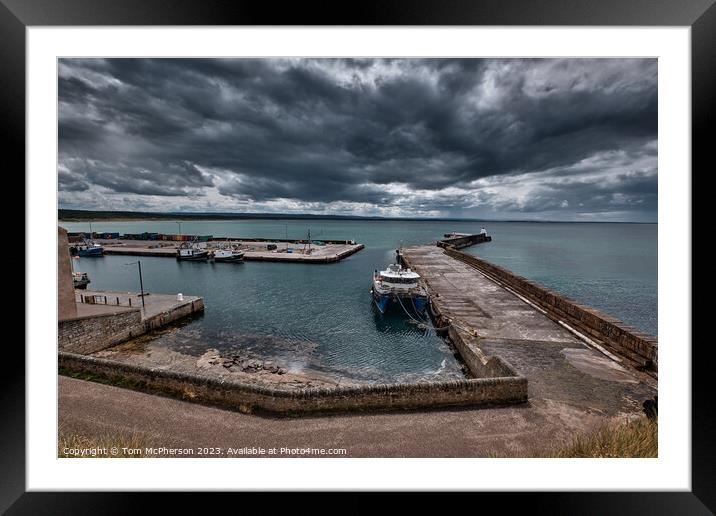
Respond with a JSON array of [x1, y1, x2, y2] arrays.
[[395, 295, 428, 327], [396, 295, 450, 333]]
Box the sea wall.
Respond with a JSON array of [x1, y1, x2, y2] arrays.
[[59, 297, 204, 354], [447, 325, 518, 378], [58, 310, 144, 354], [423, 282, 520, 380], [59, 352, 528, 414], [443, 247, 658, 374], [144, 298, 205, 331]]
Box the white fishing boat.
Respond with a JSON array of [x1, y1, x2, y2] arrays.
[[371, 263, 428, 314], [176, 242, 210, 261], [211, 244, 245, 263]]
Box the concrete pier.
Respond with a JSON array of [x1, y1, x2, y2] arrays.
[[401, 245, 656, 420], [59, 289, 204, 354], [94, 238, 364, 263]]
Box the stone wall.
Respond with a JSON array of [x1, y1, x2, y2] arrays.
[[443, 247, 658, 374], [58, 227, 77, 321], [144, 298, 205, 331], [447, 325, 518, 378], [59, 352, 528, 414], [58, 310, 144, 354]]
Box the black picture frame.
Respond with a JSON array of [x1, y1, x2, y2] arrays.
[[4, 0, 711, 511]]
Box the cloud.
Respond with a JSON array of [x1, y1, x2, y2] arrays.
[[58, 58, 657, 221]]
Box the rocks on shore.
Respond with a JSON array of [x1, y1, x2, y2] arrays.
[[202, 350, 286, 375]]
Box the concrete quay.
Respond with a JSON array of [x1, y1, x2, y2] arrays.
[[60, 290, 204, 355], [400, 245, 656, 421], [95, 238, 364, 263]]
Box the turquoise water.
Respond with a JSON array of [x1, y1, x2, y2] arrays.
[[63, 219, 657, 382]]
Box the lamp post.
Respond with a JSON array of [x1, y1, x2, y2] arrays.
[[176, 221, 182, 236], [125, 260, 145, 309]]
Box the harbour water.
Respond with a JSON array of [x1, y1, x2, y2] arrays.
[[63, 219, 657, 382]]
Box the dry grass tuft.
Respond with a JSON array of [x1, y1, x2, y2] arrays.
[[549, 417, 657, 458], [491, 417, 658, 458], [524, 417, 658, 458]]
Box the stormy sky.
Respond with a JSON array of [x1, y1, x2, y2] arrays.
[[58, 58, 657, 221]]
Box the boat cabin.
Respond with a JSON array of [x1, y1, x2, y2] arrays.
[[375, 264, 421, 288]]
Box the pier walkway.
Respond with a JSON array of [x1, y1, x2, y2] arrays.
[[401, 245, 655, 415]]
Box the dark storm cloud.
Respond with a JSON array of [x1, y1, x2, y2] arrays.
[[58, 58, 657, 219]]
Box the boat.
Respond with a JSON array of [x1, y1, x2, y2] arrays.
[[176, 242, 210, 261], [72, 271, 91, 289], [211, 244, 245, 263], [73, 240, 104, 257], [371, 263, 428, 314]]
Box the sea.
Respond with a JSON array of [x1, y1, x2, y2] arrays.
[[62, 219, 657, 383]]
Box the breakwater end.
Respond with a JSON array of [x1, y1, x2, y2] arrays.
[[438, 231, 492, 249]]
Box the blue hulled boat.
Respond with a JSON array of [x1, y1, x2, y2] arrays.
[[371, 263, 428, 315], [74, 241, 104, 257]]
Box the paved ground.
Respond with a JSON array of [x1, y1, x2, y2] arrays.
[[75, 290, 202, 320], [59, 375, 613, 458], [403, 245, 583, 343]]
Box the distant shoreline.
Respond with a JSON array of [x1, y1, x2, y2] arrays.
[[58, 209, 656, 224]]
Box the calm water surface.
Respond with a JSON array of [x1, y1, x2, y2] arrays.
[[64, 219, 657, 382]]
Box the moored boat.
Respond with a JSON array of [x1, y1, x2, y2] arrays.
[[73, 241, 104, 257], [72, 271, 91, 289], [176, 242, 210, 261], [211, 245, 245, 263], [371, 263, 428, 314]]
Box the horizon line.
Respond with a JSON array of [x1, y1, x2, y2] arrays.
[[58, 208, 657, 224]]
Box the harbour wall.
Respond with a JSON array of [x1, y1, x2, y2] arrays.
[[408, 256, 520, 380], [59, 310, 145, 354], [447, 323, 518, 378], [59, 297, 205, 354], [58, 352, 528, 415], [144, 298, 205, 331], [442, 247, 658, 375]]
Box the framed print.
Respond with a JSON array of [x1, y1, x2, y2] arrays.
[[5, 0, 712, 510]]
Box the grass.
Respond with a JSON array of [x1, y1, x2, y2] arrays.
[[554, 417, 657, 458], [58, 431, 152, 458], [513, 417, 658, 458]]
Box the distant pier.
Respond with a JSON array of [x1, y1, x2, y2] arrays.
[[78, 237, 364, 263]]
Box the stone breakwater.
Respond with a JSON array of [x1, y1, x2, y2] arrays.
[[442, 247, 657, 376], [58, 351, 528, 415]]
